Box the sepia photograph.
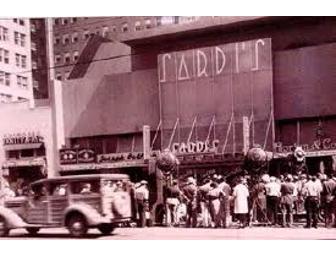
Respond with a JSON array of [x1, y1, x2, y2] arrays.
[[0, 2, 336, 245]]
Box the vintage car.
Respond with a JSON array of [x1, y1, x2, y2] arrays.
[[0, 174, 132, 237]]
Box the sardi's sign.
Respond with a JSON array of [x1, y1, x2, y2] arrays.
[[3, 132, 44, 145], [172, 140, 220, 154], [275, 138, 336, 153]]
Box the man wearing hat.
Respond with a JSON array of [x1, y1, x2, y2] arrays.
[[265, 176, 281, 226], [321, 175, 336, 228], [280, 175, 295, 227], [182, 176, 198, 228], [135, 180, 149, 228]]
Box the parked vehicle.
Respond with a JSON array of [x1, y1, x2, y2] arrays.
[[0, 174, 132, 237]]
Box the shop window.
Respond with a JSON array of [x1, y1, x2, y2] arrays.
[[8, 150, 19, 159], [21, 149, 34, 158], [145, 18, 151, 29], [36, 146, 46, 156]]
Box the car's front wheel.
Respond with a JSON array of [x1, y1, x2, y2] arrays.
[[97, 224, 115, 235], [67, 214, 88, 238], [0, 216, 9, 237], [26, 227, 40, 236]]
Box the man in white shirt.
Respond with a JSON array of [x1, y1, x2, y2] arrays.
[[265, 176, 281, 226], [302, 175, 322, 228]]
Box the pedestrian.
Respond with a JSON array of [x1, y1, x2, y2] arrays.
[[280, 175, 295, 227], [218, 176, 232, 228], [233, 177, 249, 228], [250, 175, 268, 225], [321, 175, 336, 228], [182, 177, 198, 228], [198, 178, 212, 227], [265, 176, 281, 226], [302, 175, 322, 228], [208, 181, 224, 228], [134, 180, 150, 228], [165, 180, 183, 227]]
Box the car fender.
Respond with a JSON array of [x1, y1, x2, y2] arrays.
[[0, 206, 27, 229], [63, 203, 105, 226]]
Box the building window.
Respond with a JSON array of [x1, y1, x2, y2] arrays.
[[31, 42, 37, 51], [55, 54, 61, 64], [122, 23, 128, 32], [0, 71, 4, 85], [21, 55, 27, 68], [0, 26, 9, 41], [62, 18, 69, 25], [54, 18, 60, 25], [14, 32, 26, 46], [32, 61, 38, 70], [13, 18, 18, 23], [111, 26, 117, 32], [83, 30, 90, 40], [54, 36, 60, 45], [14, 31, 19, 44], [64, 53, 70, 64], [20, 33, 26, 46], [0, 48, 9, 64], [135, 21, 141, 31], [4, 73, 10, 86], [0, 93, 12, 103], [102, 26, 109, 37], [145, 18, 151, 29], [15, 53, 20, 67], [17, 75, 22, 87], [31, 23, 36, 33], [73, 51, 79, 62], [72, 32, 78, 43], [62, 34, 70, 44], [71, 17, 77, 23], [0, 71, 10, 86], [19, 19, 25, 26]]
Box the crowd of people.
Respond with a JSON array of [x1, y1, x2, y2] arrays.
[[162, 172, 336, 229]]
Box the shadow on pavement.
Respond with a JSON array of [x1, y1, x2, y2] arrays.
[[4, 232, 117, 239]]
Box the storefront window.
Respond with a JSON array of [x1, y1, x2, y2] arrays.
[[21, 149, 34, 157], [7, 150, 19, 159]]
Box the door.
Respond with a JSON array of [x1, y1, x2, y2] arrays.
[[26, 183, 48, 224], [48, 182, 69, 224]]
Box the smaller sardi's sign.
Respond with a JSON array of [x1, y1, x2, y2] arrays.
[[3, 132, 43, 145], [172, 140, 220, 154], [274, 138, 336, 153]]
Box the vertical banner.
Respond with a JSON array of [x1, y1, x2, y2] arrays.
[[143, 125, 151, 160], [158, 38, 273, 154]]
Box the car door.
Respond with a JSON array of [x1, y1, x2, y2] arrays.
[[48, 182, 69, 224], [26, 183, 49, 224]]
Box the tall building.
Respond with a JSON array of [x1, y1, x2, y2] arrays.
[[52, 16, 200, 81], [0, 18, 34, 106]]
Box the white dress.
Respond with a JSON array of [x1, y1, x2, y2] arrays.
[[233, 184, 249, 214]]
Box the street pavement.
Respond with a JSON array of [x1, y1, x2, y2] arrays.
[[2, 225, 336, 240]]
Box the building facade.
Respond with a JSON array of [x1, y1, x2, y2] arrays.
[[0, 18, 34, 106], [52, 16, 201, 81]]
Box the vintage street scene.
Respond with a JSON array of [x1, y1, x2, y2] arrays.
[[1, 16, 336, 240]]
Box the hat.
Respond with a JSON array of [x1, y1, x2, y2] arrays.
[[186, 177, 195, 185], [261, 174, 270, 183], [270, 176, 276, 182], [140, 180, 148, 185], [294, 147, 305, 162]]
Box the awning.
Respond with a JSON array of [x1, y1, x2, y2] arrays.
[[2, 157, 46, 168], [3, 143, 42, 151]]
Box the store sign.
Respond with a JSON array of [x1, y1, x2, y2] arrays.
[[59, 149, 78, 164], [172, 140, 220, 154], [275, 138, 336, 153], [3, 132, 43, 145], [77, 149, 96, 163]]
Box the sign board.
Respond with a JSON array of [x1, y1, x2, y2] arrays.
[[3, 132, 43, 145], [158, 38, 274, 153], [275, 138, 336, 154]]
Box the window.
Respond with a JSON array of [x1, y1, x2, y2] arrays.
[[83, 30, 90, 40], [31, 42, 37, 51], [17, 75, 22, 87], [19, 19, 25, 26], [21, 55, 27, 68], [21, 149, 34, 157], [54, 18, 60, 25], [0, 26, 9, 41], [0, 71, 4, 84], [135, 21, 141, 31], [14, 32, 25, 46], [65, 71, 70, 79], [73, 51, 79, 62], [62, 18, 69, 25], [145, 18, 151, 29], [5, 73, 10, 86], [64, 53, 70, 64], [72, 32, 78, 43], [111, 26, 117, 32], [22, 77, 28, 88], [62, 34, 70, 44], [71, 17, 77, 23], [55, 54, 61, 64], [13, 18, 18, 23], [121, 23, 128, 32], [31, 23, 36, 33], [15, 53, 20, 67], [54, 36, 60, 45], [0, 48, 9, 64], [0, 93, 12, 103], [102, 26, 109, 37]]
